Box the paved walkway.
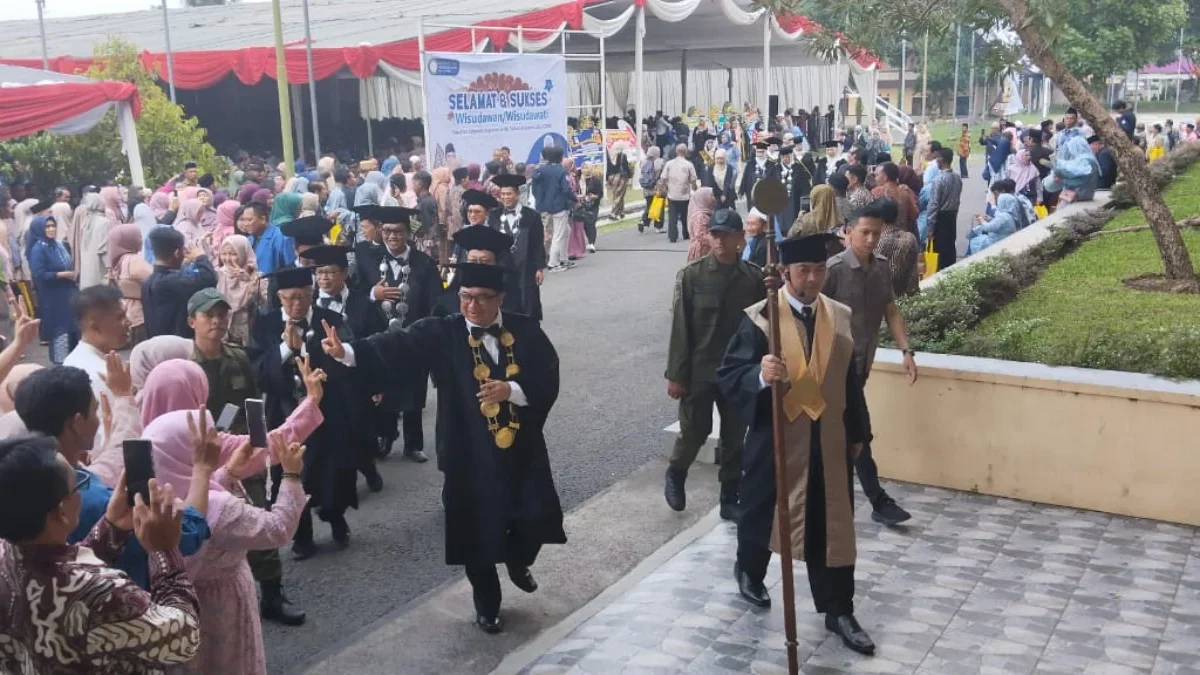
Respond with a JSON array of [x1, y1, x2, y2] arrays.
[[510, 481, 1200, 675]]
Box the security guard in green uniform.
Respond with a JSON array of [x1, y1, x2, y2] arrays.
[[664, 209, 766, 519], [186, 288, 307, 626]]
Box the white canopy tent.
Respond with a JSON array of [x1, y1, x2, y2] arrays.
[[362, 0, 878, 128], [0, 64, 144, 186]]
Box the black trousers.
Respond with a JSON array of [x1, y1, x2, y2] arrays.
[[932, 210, 958, 270], [667, 199, 689, 243], [376, 408, 424, 451], [737, 437, 855, 617], [958, 156, 969, 178], [853, 389, 885, 507], [463, 530, 540, 617]]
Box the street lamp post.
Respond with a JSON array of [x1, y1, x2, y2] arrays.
[[161, 0, 177, 104], [35, 0, 49, 70]]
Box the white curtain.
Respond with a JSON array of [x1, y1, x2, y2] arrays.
[[608, 71, 632, 114], [581, 4, 637, 37], [717, 0, 766, 25], [769, 13, 809, 41], [517, 23, 568, 52], [848, 60, 879, 113], [644, 0, 704, 22], [774, 64, 848, 113]]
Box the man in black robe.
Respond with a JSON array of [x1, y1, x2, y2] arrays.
[[488, 174, 545, 321], [717, 232, 876, 656], [247, 265, 363, 559], [301, 244, 386, 493], [320, 262, 565, 634], [767, 146, 814, 234], [814, 141, 847, 186], [266, 215, 331, 306], [740, 141, 775, 213], [347, 205, 442, 462]]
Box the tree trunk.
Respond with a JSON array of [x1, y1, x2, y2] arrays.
[[997, 0, 1195, 281]]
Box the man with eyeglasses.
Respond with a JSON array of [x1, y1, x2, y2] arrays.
[[13, 365, 211, 589], [347, 205, 441, 463], [248, 266, 362, 559], [321, 261, 564, 635], [488, 173, 545, 321]]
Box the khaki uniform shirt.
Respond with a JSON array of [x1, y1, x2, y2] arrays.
[[822, 248, 895, 378], [192, 343, 258, 435], [666, 255, 766, 386]]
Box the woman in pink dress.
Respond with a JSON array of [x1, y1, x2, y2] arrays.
[[107, 223, 153, 346], [685, 187, 718, 262], [141, 359, 326, 675]]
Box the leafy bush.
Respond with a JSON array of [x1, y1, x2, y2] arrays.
[[0, 38, 225, 190]]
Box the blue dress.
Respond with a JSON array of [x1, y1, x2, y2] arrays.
[[28, 238, 79, 352]]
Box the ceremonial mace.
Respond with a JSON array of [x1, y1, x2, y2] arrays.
[[751, 178, 800, 675]]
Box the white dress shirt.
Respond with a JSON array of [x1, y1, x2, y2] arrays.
[[371, 245, 410, 302], [279, 307, 316, 362], [63, 339, 113, 449], [317, 286, 350, 315], [337, 313, 527, 407], [758, 288, 816, 390]]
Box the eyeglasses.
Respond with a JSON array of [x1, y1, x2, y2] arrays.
[[314, 268, 341, 277], [71, 468, 91, 495], [458, 291, 499, 306], [381, 228, 407, 237]]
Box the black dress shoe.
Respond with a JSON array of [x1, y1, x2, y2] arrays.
[[331, 519, 351, 549], [718, 480, 739, 521], [507, 565, 538, 593], [733, 562, 770, 608], [376, 437, 394, 459], [825, 614, 875, 655], [870, 494, 912, 527], [664, 467, 687, 512], [292, 540, 318, 560], [404, 448, 429, 463], [475, 613, 503, 634], [260, 581, 307, 626], [363, 465, 384, 493]]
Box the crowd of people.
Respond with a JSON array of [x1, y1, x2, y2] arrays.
[[0, 140, 585, 672]]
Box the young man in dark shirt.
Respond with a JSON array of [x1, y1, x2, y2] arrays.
[[142, 228, 217, 339]]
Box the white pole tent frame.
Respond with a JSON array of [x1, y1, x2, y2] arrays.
[[0, 64, 144, 187]]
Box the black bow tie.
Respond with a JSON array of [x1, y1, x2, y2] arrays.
[[470, 324, 503, 340], [791, 305, 814, 323], [505, 210, 519, 218]]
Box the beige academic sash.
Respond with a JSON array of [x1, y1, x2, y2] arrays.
[[777, 292, 834, 422]]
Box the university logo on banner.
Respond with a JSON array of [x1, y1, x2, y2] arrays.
[[424, 52, 569, 169]]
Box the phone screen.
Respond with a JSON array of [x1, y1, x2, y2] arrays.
[[122, 439, 155, 507], [214, 403, 240, 432], [245, 398, 268, 448]]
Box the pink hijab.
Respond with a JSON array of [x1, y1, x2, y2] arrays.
[[177, 186, 201, 203], [107, 223, 143, 271], [216, 235, 259, 313], [143, 408, 234, 524], [173, 198, 206, 248], [0, 364, 42, 413], [149, 192, 171, 220], [212, 200, 240, 253], [99, 186, 124, 224], [131, 336, 195, 394], [685, 188, 718, 263], [139, 358, 209, 428]]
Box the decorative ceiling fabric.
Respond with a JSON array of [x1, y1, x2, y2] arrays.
[[0, 78, 141, 141]]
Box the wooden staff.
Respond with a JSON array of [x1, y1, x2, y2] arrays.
[[751, 178, 799, 675]]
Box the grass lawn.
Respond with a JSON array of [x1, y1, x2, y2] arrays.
[[968, 163, 1200, 378]]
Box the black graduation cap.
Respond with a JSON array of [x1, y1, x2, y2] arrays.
[[453, 225, 513, 255], [456, 262, 505, 292], [779, 233, 837, 264], [1086, 135, 1101, 144], [266, 265, 316, 290], [351, 205, 418, 225], [753, 141, 770, 150], [491, 174, 526, 189], [765, 136, 783, 146], [822, 140, 840, 148], [279, 215, 332, 245], [299, 244, 349, 269], [778, 145, 794, 155], [461, 189, 499, 211]]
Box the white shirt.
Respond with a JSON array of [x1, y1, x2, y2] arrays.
[[279, 307, 315, 362], [337, 314, 527, 407], [317, 286, 350, 315], [758, 288, 816, 390], [63, 339, 113, 449], [371, 245, 410, 302]]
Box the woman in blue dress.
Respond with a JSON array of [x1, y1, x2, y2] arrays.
[[967, 193, 1021, 256], [26, 215, 79, 364]]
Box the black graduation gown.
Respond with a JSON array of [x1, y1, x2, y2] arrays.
[[715, 314, 869, 569], [767, 159, 814, 227], [247, 307, 367, 514], [350, 312, 566, 566], [739, 159, 776, 209], [814, 157, 847, 186], [350, 240, 385, 291], [488, 206, 545, 321]]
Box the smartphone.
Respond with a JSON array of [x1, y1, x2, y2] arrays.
[[122, 439, 155, 508], [214, 402, 240, 432], [245, 398, 268, 448]]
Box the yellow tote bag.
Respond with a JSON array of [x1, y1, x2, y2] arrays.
[[648, 195, 666, 222], [922, 237, 939, 279], [1034, 203, 1048, 221]]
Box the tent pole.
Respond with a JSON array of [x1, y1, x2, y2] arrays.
[[762, 15, 770, 123], [271, 0, 295, 179], [161, 0, 177, 104], [35, 0, 49, 70], [1041, 75, 1050, 120], [367, 118, 374, 158], [967, 31, 975, 120], [634, 5, 644, 152], [302, 0, 321, 159], [418, 17, 433, 165], [952, 24, 960, 120], [118, 102, 146, 188], [681, 50, 687, 113], [600, 33, 608, 187], [899, 36, 906, 117], [291, 83, 306, 163]]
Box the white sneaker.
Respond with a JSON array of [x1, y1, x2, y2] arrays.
[[586, 244, 596, 253], [549, 265, 568, 273]]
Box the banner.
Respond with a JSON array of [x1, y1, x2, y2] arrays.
[[569, 128, 604, 169], [423, 52, 568, 168]]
